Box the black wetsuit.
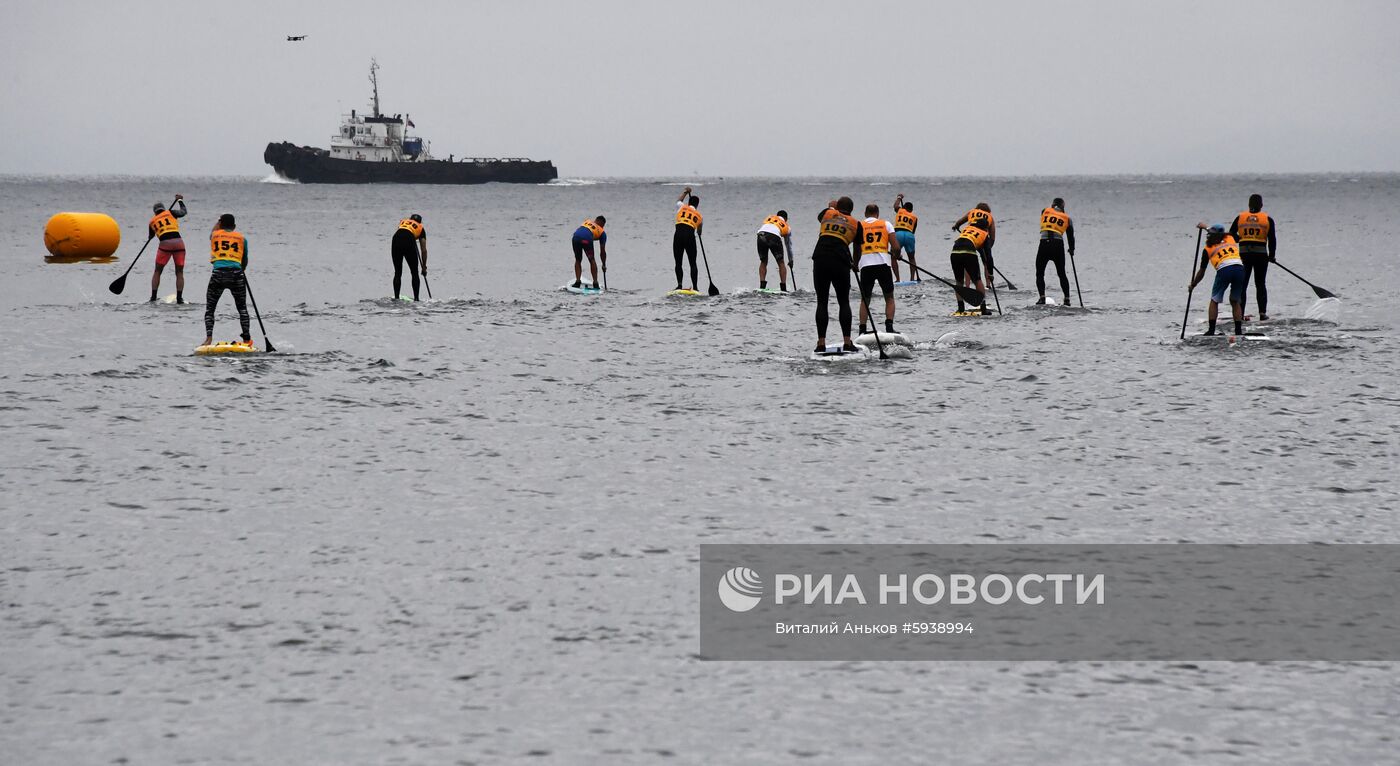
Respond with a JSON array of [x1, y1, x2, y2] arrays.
[[392, 228, 423, 300], [1230, 213, 1277, 317], [673, 224, 698, 289], [205, 269, 250, 340], [1036, 220, 1075, 299], [813, 212, 857, 340]]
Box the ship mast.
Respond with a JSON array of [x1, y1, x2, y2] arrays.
[[368, 58, 380, 118]]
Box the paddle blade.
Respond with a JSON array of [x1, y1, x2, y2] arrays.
[[108, 274, 127, 295], [956, 285, 985, 306], [1312, 285, 1336, 300], [708, 282, 720, 296]]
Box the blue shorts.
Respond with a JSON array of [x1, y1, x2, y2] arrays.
[[895, 230, 915, 255], [1210, 263, 1247, 304]]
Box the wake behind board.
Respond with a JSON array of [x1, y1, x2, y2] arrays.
[[667, 289, 704, 297], [563, 283, 602, 295], [195, 341, 258, 356]]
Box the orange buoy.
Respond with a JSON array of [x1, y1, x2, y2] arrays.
[[43, 212, 121, 262]]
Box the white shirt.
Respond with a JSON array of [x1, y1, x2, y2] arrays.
[[857, 217, 896, 270]]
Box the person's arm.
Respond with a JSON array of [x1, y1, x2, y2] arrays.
[[677, 186, 691, 206], [951, 213, 968, 231], [241, 241, 250, 272], [148, 221, 156, 239], [784, 234, 794, 263], [1189, 251, 1208, 290], [987, 218, 997, 246], [1267, 216, 1277, 261], [851, 222, 863, 271], [1066, 219, 1075, 255], [1228, 215, 1240, 240], [171, 196, 187, 218], [419, 237, 428, 272], [599, 231, 608, 268]]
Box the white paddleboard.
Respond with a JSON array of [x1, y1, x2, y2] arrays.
[[563, 283, 603, 295], [854, 332, 912, 347]]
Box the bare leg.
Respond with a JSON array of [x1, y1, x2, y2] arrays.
[[587, 255, 599, 287], [150, 262, 164, 299]]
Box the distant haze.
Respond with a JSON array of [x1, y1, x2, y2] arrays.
[[4, 0, 1399, 177]]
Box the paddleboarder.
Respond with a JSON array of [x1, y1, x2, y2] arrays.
[[950, 219, 992, 315], [673, 187, 702, 291], [893, 194, 919, 282], [1229, 194, 1277, 320], [148, 195, 188, 303], [572, 216, 607, 289], [204, 214, 251, 347], [756, 210, 793, 291], [813, 197, 861, 352], [857, 203, 898, 335], [392, 214, 428, 301], [953, 202, 996, 274], [1188, 223, 1246, 336], [1036, 198, 1075, 305]]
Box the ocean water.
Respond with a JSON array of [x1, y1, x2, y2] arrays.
[[2, 175, 1398, 764]]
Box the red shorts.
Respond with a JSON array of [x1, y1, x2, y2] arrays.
[[155, 238, 186, 267]]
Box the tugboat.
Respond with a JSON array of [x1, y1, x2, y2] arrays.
[[264, 60, 557, 184]]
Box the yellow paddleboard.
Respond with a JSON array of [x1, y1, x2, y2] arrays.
[[195, 341, 258, 356], [667, 289, 703, 297]]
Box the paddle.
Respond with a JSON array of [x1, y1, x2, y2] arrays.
[[602, 253, 608, 292], [1069, 250, 1084, 307], [697, 232, 720, 296], [987, 264, 1003, 315], [243, 275, 276, 352], [1179, 228, 1204, 340], [422, 265, 433, 300], [892, 254, 985, 307], [994, 265, 1017, 290], [109, 196, 177, 294], [1273, 261, 1336, 300], [853, 266, 888, 360]]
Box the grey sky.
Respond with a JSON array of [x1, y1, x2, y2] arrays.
[[4, 0, 1399, 177]]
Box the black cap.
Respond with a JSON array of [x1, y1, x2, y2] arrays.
[[776, 210, 788, 219], [595, 215, 606, 225], [218, 213, 236, 229]]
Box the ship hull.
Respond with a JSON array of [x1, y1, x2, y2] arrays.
[[263, 142, 558, 184]]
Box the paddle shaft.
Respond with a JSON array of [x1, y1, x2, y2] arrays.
[[892, 254, 984, 306], [1273, 260, 1336, 299], [853, 264, 887, 359], [109, 196, 178, 294], [988, 268, 1002, 315], [243, 274, 276, 352], [1069, 250, 1084, 307], [1180, 228, 1204, 340], [994, 265, 1017, 290], [697, 232, 719, 295]]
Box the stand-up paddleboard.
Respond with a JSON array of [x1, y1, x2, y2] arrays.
[[1196, 314, 1255, 324], [810, 344, 869, 361], [894, 280, 920, 287], [755, 287, 790, 295], [195, 341, 258, 356], [950, 309, 992, 318], [667, 289, 704, 297], [1189, 333, 1271, 343], [855, 332, 912, 347], [563, 283, 602, 295]]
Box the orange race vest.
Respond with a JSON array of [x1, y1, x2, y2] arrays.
[[762, 214, 790, 236], [954, 225, 989, 251], [1235, 211, 1270, 243], [1206, 236, 1242, 270], [210, 230, 246, 267], [150, 210, 180, 238], [675, 205, 703, 229], [965, 208, 993, 228], [860, 220, 892, 255], [397, 218, 425, 238], [818, 208, 858, 245], [894, 209, 918, 232], [581, 219, 605, 239], [1040, 207, 1070, 236]]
